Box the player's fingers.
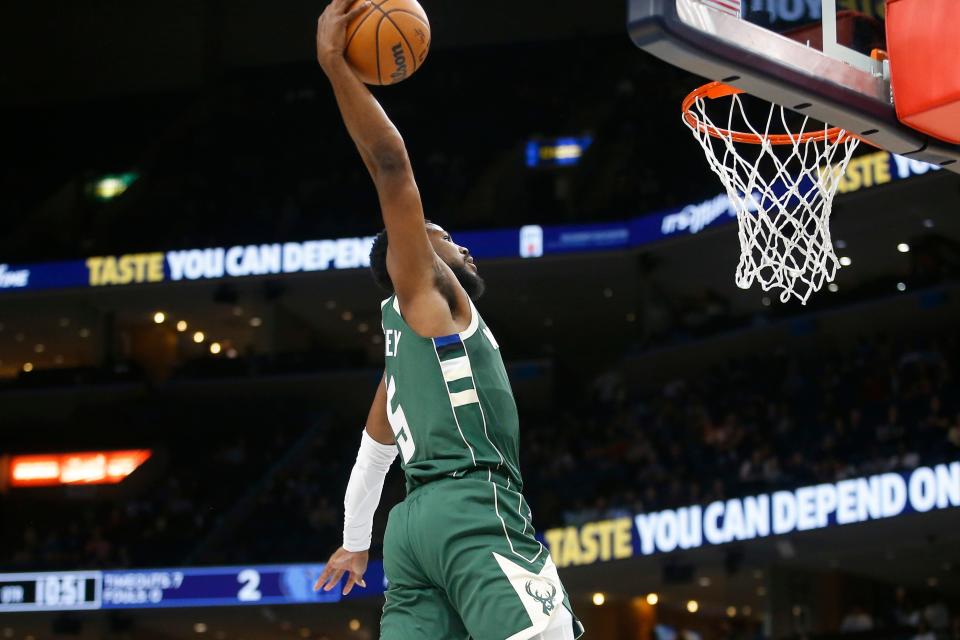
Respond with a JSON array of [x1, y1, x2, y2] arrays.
[[313, 566, 333, 591], [345, 1, 371, 22], [342, 571, 361, 595], [335, 0, 353, 14], [322, 568, 346, 591]]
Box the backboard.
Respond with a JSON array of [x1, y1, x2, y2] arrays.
[[627, 0, 960, 173]]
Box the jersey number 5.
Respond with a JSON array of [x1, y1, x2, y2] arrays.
[[386, 376, 416, 464]]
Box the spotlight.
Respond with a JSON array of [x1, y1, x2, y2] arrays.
[[897, 243, 910, 253], [177, 320, 188, 332], [839, 256, 852, 267], [727, 606, 737, 618], [210, 342, 222, 355], [348, 619, 361, 631], [828, 283, 839, 293], [646, 593, 659, 606], [153, 312, 166, 324], [193, 332, 205, 344], [193, 622, 208, 633], [592, 593, 605, 606], [897, 282, 907, 292], [23, 362, 34, 373], [249, 317, 263, 328], [687, 600, 699, 613]]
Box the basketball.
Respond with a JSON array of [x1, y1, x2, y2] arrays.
[[345, 0, 431, 86]]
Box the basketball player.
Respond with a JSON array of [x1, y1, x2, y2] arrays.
[[312, 2, 584, 639]]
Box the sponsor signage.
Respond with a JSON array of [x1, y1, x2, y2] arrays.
[[526, 137, 594, 168], [542, 462, 960, 567], [0, 563, 385, 613], [8, 450, 152, 487], [0, 152, 939, 295]]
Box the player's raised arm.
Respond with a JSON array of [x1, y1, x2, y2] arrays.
[[314, 374, 396, 595], [316, 0, 437, 301]]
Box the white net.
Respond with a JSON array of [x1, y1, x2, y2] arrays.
[[683, 86, 860, 304]]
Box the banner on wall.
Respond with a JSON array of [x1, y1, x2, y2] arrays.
[[541, 461, 960, 568], [0, 152, 938, 295]]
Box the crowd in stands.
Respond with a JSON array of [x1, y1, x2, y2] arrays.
[[0, 398, 315, 571], [3, 328, 958, 571]]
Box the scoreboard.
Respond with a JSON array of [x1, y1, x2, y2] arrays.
[[0, 562, 385, 613], [0, 572, 100, 612]]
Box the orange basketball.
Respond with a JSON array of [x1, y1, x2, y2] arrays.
[[344, 0, 431, 86]]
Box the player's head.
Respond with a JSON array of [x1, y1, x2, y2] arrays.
[[369, 220, 486, 300]]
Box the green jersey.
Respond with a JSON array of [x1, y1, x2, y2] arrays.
[[380, 294, 523, 493]]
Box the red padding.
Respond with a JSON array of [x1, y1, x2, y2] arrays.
[[886, 0, 960, 144]]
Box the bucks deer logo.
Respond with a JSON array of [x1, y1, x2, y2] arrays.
[[525, 578, 557, 616]]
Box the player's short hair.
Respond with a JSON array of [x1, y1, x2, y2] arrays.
[[369, 219, 434, 293]]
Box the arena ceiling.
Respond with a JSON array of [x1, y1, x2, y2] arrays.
[[0, 0, 626, 105]]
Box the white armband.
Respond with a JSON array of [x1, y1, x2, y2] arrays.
[[343, 430, 398, 552]]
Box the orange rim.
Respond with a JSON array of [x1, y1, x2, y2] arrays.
[[682, 82, 860, 145]]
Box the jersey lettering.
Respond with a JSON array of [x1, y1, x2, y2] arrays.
[[386, 375, 415, 463], [385, 329, 402, 357]]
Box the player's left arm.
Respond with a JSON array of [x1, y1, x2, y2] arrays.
[[314, 374, 396, 595]]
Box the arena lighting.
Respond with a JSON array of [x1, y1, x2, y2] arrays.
[[592, 593, 606, 606], [839, 256, 853, 266], [22, 363, 33, 372], [193, 622, 208, 633], [897, 243, 910, 253], [828, 283, 840, 293], [9, 450, 152, 487], [646, 593, 659, 605], [348, 619, 361, 631], [687, 600, 699, 613], [193, 331, 205, 344], [209, 342, 222, 355], [153, 312, 166, 324], [897, 282, 907, 292], [726, 606, 737, 617], [249, 317, 263, 328], [91, 172, 138, 201], [176, 320, 188, 332]]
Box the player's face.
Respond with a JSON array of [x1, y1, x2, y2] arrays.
[[427, 223, 485, 300]]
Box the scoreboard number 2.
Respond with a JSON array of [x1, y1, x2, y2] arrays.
[[237, 569, 262, 602]]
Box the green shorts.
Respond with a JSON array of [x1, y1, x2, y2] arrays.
[[380, 471, 584, 640]]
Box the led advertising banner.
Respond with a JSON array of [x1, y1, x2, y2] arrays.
[[541, 461, 960, 568], [0, 562, 386, 613], [8, 450, 152, 487], [0, 152, 938, 295]]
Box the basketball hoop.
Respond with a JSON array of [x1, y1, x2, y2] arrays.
[[682, 82, 862, 304]]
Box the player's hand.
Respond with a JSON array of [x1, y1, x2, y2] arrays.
[[313, 547, 370, 595], [317, 0, 371, 68]]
